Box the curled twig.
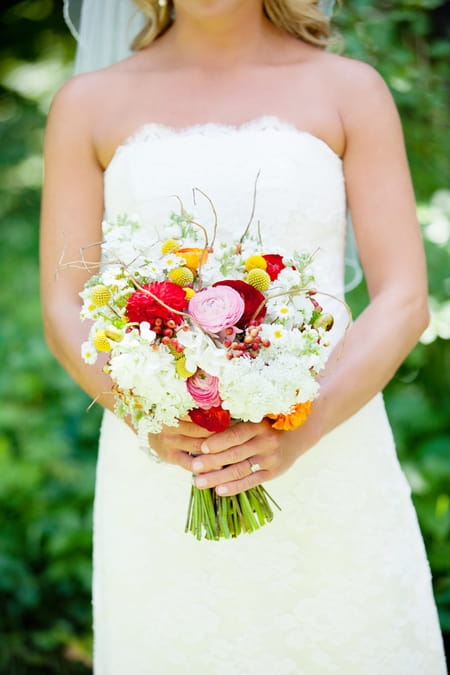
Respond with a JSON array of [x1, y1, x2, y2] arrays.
[[172, 195, 209, 249], [240, 170, 261, 243], [192, 187, 218, 249]]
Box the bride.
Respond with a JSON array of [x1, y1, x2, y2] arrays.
[[40, 0, 446, 672]]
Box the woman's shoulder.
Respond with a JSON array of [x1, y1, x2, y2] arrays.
[[305, 50, 397, 121], [51, 64, 127, 112], [49, 49, 154, 116], [310, 50, 388, 93]]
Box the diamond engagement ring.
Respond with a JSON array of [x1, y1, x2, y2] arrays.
[[248, 460, 261, 473]]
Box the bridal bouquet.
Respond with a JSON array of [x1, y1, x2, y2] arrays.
[[79, 195, 336, 540]]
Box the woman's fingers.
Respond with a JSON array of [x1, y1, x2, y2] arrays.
[[176, 420, 215, 438], [174, 449, 198, 472], [147, 419, 284, 482], [193, 456, 270, 491], [204, 467, 269, 497], [200, 421, 262, 454], [193, 425, 279, 474], [148, 428, 210, 466]]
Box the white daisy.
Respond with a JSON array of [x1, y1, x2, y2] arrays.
[[81, 341, 98, 364]]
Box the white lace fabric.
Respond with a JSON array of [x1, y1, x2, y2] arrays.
[[94, 118, 447, 674]]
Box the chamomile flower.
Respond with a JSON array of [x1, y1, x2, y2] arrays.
[[276, 305, 291, 321], [162, 254, 184, 270], [265, 324, 287, 342], [81, 341, 98, 364]]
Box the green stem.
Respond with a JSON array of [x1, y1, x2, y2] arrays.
[[185, 481, 281, 540]]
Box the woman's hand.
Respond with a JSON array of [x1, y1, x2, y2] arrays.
[[189, 418, 320, 496], [148, 419, 214, 468]]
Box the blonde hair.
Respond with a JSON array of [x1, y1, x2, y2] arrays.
[[131, 0, 332, 51]]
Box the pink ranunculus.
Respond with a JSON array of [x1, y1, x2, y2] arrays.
[[187, 371, 222, 410], [188, 286, 244, 334]]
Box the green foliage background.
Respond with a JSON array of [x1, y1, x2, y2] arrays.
[[0, 0, 449, 671]]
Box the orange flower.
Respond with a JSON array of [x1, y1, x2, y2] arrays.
[[175, 247, 209, 272], [267, 401, 312, 430]]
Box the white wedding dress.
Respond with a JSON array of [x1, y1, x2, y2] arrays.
[[94, 117, 446, 674]]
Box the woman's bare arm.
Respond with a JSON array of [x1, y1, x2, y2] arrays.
[[40, 77, 114, 408], [314, 60, 429, 434], [41, 75, 211, 458]]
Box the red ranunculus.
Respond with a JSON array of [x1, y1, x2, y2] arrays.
[[126, 281, 188, 328], [189, 406, 231, 432], [213, 279, 266, 328], [262, 254, 285, 280]]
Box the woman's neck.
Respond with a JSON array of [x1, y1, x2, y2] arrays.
[[159, 2, 282, 68]]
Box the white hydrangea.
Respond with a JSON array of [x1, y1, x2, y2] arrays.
[[108, 333, 195, 431], [218, 352, 320, 421], [102, 215, 160, 272], [272, 266, 302, 291]]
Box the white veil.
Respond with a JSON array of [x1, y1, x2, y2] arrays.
[[63, 0, 362, 291], [63, 0, 146, 74]]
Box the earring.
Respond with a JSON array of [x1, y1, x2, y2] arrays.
[[158, 0, 167, 7]]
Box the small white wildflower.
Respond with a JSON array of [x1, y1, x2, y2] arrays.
[[81, 341, 98, 364], [268, 325, 287, 341], [276, 305, 291, 320], [162, 254, 183, 269]]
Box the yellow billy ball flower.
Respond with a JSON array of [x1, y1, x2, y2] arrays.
[[184, 287, 196, 300], [246, 268, 271, 291], [175, 356, 195, 378], [161, 239, 179, 254], [245, 255, 267, 272], [168, 267, 194, 286], [93, 329, 111, 352], [91, 285, 111, 307]]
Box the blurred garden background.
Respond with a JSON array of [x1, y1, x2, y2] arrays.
[[0, 0, 449, 671]]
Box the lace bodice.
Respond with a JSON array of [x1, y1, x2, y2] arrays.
[[104, 116, 347, 305]]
